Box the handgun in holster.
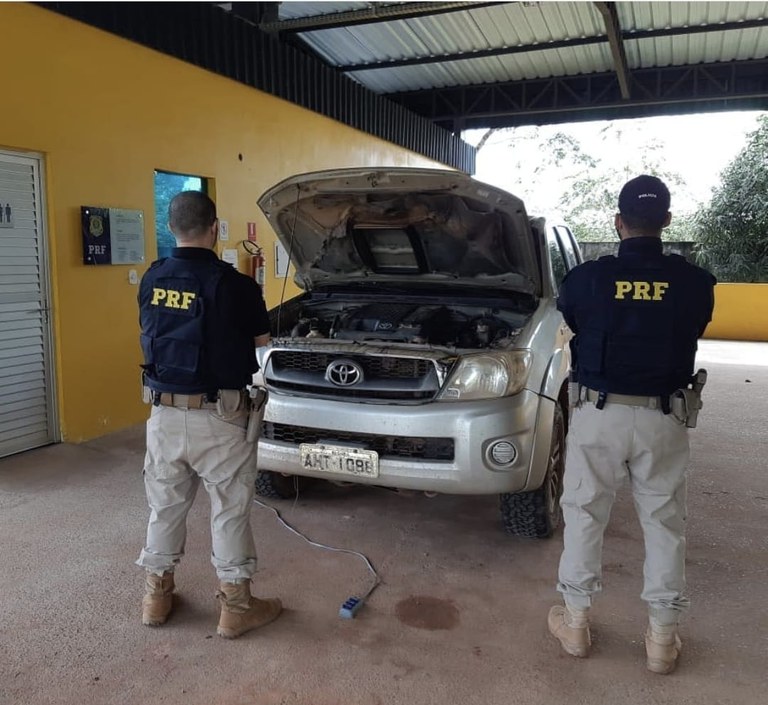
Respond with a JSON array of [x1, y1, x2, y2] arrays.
[[246, 386, 269, 442], [671, 368, 707, 428]]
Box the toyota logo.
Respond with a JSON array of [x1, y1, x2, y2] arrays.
[[326, 359, 364, 387]]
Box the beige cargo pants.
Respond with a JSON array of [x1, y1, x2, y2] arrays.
[[136, 404, 258, 581], [557, 402, 691, 626]]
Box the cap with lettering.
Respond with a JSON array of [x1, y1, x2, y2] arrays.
[[618, 175, 670, 219]]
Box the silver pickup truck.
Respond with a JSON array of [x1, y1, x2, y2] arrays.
[[253, 168, 582, 538]]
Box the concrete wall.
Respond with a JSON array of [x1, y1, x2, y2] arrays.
[[705, 285, 768, 342], [0, 4, 442, 442], [580, 241, 695, 261]]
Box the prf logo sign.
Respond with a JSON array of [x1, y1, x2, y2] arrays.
[[89, 213, 104, 238], [80, 205, 144, 265], [81, 206, 112, 264]]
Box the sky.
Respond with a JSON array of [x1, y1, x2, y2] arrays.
[[464, 110, 765, 215]]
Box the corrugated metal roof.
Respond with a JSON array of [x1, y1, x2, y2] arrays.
[[349, 43, 615, 93], [617, 1, 768, 32], [627, 26, 768, 68], [303, 3, 606, 67], [279, 3, 381, 20], [286, 1, 768, 94]]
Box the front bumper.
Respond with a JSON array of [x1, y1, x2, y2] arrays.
[[256, 389, 555, 495]]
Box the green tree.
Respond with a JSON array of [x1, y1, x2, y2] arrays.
[[472, 122, 698, 243], [556, 126, 693, 242], [693, 115, 768, 282]]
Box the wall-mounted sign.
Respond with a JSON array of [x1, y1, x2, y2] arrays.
[[81, 206, 145, 265], [221, 248, 238, 267], [0, 200, 14, 229], [275, 242, 289, 278]]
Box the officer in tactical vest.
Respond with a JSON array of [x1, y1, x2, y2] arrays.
[[136, 190, 282, 638], [548, 175, 716, 674]]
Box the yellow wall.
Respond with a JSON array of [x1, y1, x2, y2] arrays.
[[0, 4, 442, 442], [704, 284, 768, 342]]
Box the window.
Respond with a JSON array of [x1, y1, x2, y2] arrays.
[[153, 171, 207, 259], [353, 226, 423, 273], [547, 230, 568, 288], [555, 226, 581, 268]]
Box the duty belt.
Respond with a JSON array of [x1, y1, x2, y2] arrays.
[[585, 388, 668, 410], [155, 392, 219, 410]]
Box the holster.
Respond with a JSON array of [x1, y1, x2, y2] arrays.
[[246, 387, 269, 442], [671, 389, 699, 428]]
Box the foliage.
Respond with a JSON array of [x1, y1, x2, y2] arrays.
[[474, 122, 698, 243], [693, 116, 768, 282], [153, 172, 204, 259], [552, 125, 691, 242]]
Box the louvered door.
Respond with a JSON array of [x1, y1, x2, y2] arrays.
[[0, 151, 56, 457]]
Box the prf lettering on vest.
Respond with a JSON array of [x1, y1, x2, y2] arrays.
[[151, 288, 197, 310], [614, 280, 669, 301]]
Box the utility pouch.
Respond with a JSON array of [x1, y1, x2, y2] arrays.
[[217, 389, 244, 415], [246, 387, 269, 443]]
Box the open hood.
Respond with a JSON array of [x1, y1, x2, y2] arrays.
[[257, 168, 541, 296]]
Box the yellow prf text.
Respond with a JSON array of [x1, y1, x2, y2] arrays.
[[151, 288, 197, 309], [614, 281, 669, 301]]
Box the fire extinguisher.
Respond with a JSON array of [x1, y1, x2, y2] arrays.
[[253, 247, 266, 286], [241, 240, 265, 287]]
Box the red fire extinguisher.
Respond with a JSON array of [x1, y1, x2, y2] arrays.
[[241, 240, 265, 287], [253, 247, 266, 286]]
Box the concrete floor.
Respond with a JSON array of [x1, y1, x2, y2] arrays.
[[1, 340, 766, 705]]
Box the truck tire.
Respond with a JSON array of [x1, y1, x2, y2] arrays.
[[500, 403, 565, 539], [254, 471, 310, 500]]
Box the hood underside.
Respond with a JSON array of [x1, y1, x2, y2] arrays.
[[258, 168, 541, 296]]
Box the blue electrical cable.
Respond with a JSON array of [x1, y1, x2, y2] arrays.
[[253, 498, 381, 618]]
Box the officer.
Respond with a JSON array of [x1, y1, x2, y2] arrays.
[[548, 175, 716, 674], [136, 190, 282, 639]]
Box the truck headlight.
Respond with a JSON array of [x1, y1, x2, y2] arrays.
[[438, 351, 532, 401]]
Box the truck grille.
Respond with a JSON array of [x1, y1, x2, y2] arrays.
[[265, 350, 441, 401], [262, 422, 455, 461], [271, 351, 431, 378]]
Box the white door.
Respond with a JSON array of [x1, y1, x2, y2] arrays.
[[0, 151, 57, 457]]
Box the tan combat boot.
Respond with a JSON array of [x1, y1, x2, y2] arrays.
[[548, 604, 591, 657], [142, 571, 175, 626], [645, 620, 682, 674], [216, 580, 282, 639]]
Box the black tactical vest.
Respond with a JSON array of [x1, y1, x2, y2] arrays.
[[139, 255, 253, 394], [571, 252, 707, 396]]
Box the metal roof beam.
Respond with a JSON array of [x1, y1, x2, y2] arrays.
[[340, 35, 606, 71], [388, 58, 768, 128], [595, 1, 631, 99], [338, 17, 768, 72], [259, 2, 504, 34]]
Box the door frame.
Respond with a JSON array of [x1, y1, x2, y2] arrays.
[[0, 147, 60, 447]]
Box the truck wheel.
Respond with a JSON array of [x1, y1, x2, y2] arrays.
[[255, 471, 311, 499], [500, 403, 565, 539]]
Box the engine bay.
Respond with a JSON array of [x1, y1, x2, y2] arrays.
[[282, 298, 530, 349]]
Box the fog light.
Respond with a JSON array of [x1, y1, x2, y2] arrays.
[[489, 440, 517, 466]]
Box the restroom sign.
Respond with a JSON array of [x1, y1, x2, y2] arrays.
[[0, 200, 14, 228], [81, 206, 145, 265]]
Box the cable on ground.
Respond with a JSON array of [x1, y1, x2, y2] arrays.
[[253, 497, 381, 618]]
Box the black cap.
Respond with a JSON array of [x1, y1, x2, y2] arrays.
[[618, 175, 670, 219]]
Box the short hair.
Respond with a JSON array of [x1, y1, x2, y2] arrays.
[[620, 210, 668, 233], [618, 175, 670, 233], [168, 191, 216, 237]]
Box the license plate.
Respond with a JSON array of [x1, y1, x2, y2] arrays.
[[299, 443, 379, 478]]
